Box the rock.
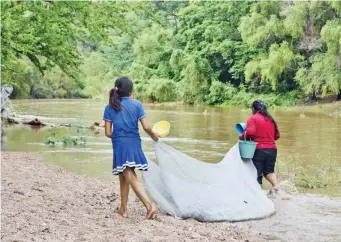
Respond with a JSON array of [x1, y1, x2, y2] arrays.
[[90, 122, 103, 129], [1, 85, 13, 151], [27, 118, 44, 126], [1, 125, 8, 151], [1, 85, 13, 118], [281, 195, 291, 200], [13, 190, 25, 196]]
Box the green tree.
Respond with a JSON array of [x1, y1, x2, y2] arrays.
[[4, 0, 341, 105], [239, 1, 341, 100], [296, 19, 341, 99], [80, 52, 115, 99], [245, 42, 303, 90], [175, 1, 251, 85], [1, 1, 145, 86]]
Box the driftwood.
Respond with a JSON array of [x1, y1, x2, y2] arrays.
[[7, 116, 52, 126], [6, 115, 104, 130]]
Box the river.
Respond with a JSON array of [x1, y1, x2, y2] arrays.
[[3, 99, 341, 242], [6, 99, 341, 194]]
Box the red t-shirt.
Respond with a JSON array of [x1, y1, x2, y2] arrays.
[[239, 113, 280, 149]]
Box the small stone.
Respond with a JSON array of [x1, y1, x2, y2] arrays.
[[281, 195, 291, 200], [42, 227, 49, 233], [14, 190, 25, 196]]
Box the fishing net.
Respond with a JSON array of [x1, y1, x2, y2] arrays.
[[143, 142, 275, 222]]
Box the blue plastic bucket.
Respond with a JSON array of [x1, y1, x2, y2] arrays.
[[239, 141, 257, 159], [235, 123, 247, 135]]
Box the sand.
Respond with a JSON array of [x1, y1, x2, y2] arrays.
[[1, 152, 265, 242]]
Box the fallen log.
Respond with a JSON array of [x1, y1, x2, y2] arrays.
[[6, 115, 104, 130], [7, 116, 53, 126]]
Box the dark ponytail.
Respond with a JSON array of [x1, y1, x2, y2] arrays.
[[252, 100, 278, 130], [109, 87, 121, 111], [109, 77, 133, 112]]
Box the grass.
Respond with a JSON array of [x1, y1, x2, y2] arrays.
[[281, 101, 341, 117], [276, 150, 341, 190]]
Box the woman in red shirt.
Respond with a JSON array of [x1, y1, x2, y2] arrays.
[[239, 100, 280, 194]]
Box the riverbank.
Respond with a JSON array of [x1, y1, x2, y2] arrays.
[[290, 99, 341, 116], [8, 93, 341, 113], [139, 95, 341, 114], [1, 152, 264, 242]]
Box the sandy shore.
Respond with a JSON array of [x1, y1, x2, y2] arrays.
[[1, 152, 264, 242]]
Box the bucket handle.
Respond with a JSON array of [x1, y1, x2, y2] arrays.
[[244, 131, 252, 141]]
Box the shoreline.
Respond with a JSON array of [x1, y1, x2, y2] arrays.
[[1, 152, 264, 242], [10, 97, 341, 113], [282, 100, 341, 115]]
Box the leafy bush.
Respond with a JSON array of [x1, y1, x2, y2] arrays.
[[220, 90, 301, 107], [147, 78, 177, 102], [205, 81, 237, 105], [177, 55, 212, 104]]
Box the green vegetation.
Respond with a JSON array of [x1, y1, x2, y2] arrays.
[[277, 152, 341, 189], [44, 127, 87, 146], [2, 1, 341, 106], [45, 136, 87, 146]]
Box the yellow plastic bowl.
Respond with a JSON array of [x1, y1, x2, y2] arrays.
[[152, 121, 170, 138]]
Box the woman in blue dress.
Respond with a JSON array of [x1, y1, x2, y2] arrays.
[[103, 77, 158, 219]]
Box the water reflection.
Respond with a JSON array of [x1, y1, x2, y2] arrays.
[[30, 125, 43, 132]]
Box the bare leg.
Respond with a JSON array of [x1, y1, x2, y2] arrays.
[[117, 173, 129, 217], [265, 173, 280, 190], [122, 168, 157, 219]]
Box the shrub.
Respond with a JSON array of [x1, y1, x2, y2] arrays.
[[146, 78, 177, 102], [205, 81, 238, 105]]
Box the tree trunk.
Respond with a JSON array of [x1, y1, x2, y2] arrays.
[[337, 89, 341, 101], [309, 91, 317, 102], [306, 10, 312, 37]]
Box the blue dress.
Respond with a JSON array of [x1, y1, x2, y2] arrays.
[[103, 97, 148, 175]]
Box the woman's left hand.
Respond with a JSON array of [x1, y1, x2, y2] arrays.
[[151, 132, 159, 142]]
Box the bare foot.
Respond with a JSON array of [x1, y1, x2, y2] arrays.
[[116, 206, 128, 218], [146, 204, 157, 220]]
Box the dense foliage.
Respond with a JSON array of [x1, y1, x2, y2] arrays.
[[2, 1, 341, 105]]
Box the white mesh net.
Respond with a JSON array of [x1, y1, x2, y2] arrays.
[[143, 141, 275, 222]]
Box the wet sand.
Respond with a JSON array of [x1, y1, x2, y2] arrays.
[[1, 152, 264, 242], [241, 193, 341, 242]]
